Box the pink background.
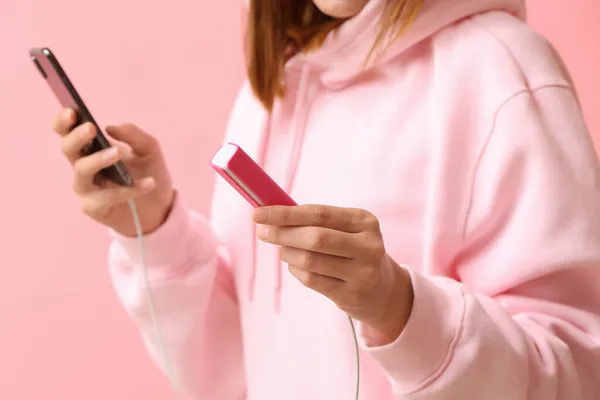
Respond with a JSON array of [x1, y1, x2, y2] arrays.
[[0, 1, 598, 399]]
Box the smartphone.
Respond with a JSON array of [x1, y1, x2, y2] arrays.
[[29, 47, 133, 186], [211, 143, 297, 207]]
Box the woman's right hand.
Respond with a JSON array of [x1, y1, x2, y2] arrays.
[[52, 108, 176, 237]]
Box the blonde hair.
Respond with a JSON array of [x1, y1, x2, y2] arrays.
[[246, 0, 423, 111]]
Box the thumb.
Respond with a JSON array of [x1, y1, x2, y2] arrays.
[[105, 124, 158, 156]]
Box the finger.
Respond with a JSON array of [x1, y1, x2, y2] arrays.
[[61, 122, 96, 163], [105, 124, 158, 156], [73, 147, 122, 194], [288, 265, 344, 298], [80, 177, 156, 217], [52, 108, 78, 135], [256, 225, 362, 258], [280, 246, 351, 281], [109, 140, 135, 162], [252, 204, 377, 233]]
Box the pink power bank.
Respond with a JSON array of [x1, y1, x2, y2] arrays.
[[210, 143, 297, 208]]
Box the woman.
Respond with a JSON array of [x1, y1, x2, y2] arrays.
[[52, 0, 600, 399]]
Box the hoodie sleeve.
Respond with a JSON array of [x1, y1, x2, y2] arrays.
[[108, 197, 245, 400], [358, 85, 600, 399], [106, 84, 258, 400]]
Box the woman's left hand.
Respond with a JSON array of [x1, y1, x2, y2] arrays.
[[253, 204, 414, 344]]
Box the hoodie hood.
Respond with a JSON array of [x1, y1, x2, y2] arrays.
[[243, 0, 526, 88]]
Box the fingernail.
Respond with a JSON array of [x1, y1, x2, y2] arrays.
[[253, 208, 269, 223], [103, 147, 119, 161], [255, 225, 269, 240], [65, 108, 75, 121], [83, 124, 95, 138]]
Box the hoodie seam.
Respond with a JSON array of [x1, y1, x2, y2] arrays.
[[458, 14, 574, 240], [460, 84, 574, 240], [460, 88, 526, 240], [399, 282, 469, 395]]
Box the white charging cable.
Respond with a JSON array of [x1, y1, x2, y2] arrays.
[[127, 199, 360, 400], [348, 316, 361, 400], [128, 199, 183, 400]]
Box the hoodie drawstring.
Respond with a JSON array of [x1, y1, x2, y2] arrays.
[[248, 64, 313, 312], [273, 65, 313, 312], [249, 115, 272, 303]]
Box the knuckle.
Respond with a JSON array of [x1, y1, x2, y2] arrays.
[[308, 205, 330, 225], [366, 239, 386, 259], [277, 207, 290, 223], [360, 210, 380, 230], [369, 215, 381, 230], [269, 227, 279, 242], [79, 198, 100, 217], [279, 246, 292, 261], [301, 272, 319, 288], [82, 122, 96, 136], [126, 124, 158, 146], [310, 230, 329, 251], [73, 159, 88, 177], [60, 137, 74, 156], [299, 251, 316, 270], [113, 187, 133, 203], [53, 111, 71, 134], [149, 136, 160, 150]]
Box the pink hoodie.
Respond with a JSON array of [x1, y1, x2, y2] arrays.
[[108, 0, 600, 399]]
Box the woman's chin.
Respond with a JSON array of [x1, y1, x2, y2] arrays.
[[312, 0, 370, 18]]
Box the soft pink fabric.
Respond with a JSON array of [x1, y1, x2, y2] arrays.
[[108, 0, 600, 398]]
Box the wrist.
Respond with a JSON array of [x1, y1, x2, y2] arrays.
[[144, 187, 177, 235], [365, 260, 414, 346], [116, 187, 176, 237]]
